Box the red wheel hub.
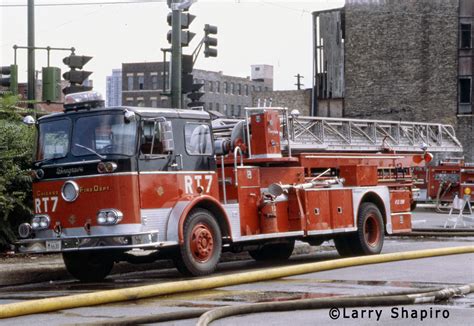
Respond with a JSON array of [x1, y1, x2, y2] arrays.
[[364, 214, 380, 247], [190, 223, 214, 262]]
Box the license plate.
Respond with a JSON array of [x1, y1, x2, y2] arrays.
[[46, 240, 62, 252]]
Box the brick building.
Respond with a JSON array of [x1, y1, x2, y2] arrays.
[[251, 89, 313, 116], [120, 63, 273, 117], [313, 0, 474, 161]]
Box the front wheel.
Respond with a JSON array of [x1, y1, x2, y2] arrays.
[[174, 209, 222, 276], [352, 202, 384, 255], [62, 251, 114, 282]]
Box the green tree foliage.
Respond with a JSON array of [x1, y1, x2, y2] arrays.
[[0, 93, 35, 250]]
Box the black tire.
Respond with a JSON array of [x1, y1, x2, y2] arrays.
[[352, 202, 384, 255], [175, 208, 222, 276], [334, 236, 356, 257], [62, 251, 114, 282], [249, 241, 295, 261]]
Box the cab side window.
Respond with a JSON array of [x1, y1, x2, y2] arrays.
[[140, 121, 163, 155], [185, 123, 212, 155]]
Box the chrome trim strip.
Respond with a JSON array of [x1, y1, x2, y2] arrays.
[[38, 172, 139, 182], [390, 212, 412, 216], [138, 171, 216, 175], [42, 160, 101, 168], [233, 231, 304, 242], [307, 227, 357, 236], [304, 155, 405, 159]]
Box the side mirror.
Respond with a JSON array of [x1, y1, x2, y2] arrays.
[[22, 115, 36, 126], [124, 110, 136, 123], [159, 121, 174, 152]]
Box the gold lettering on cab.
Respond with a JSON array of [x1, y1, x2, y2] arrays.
[[80, 185, 111, 193], [36, 190, 59, 197]]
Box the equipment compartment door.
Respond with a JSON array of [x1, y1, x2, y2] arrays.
[[305, 190, 331, 231], [236, 167, 261, 235], [329, 189, 354, 229]]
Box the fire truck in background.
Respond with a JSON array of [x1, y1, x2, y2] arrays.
[[413, 158, 474, 211], [16, 92, 463, 281]]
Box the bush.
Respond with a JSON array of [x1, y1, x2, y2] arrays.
[[0, 94, 35, 251]]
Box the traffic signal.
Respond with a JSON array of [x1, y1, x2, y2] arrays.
[[167, 11, 196, 47], [42, 67, 61, 102], [62, 55, 93, 95], [187, 83, 204, 108], [0, 64, 18, 94], [204, 24, 218, 58], [182, 54, 194, 94]]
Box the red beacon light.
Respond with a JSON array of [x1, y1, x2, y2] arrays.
[[64, 91, 105, 111]]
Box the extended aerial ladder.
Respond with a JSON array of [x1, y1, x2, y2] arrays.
[[212, 107, 464, 208]]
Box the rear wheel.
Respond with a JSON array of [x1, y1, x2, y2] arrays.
[[352, 202, 384, 255], [62, 251, 114, 282], [249, 241, 295, 261], [174, 209, 222, 276]]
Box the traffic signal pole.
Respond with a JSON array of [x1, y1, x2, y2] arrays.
[[27, 0, 35, 108], [170, 0, 182, 109]]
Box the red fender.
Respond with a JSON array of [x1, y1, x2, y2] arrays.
[[175, 195, 232, 244]]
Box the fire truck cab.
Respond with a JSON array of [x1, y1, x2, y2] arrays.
[[17, 92, 416, 281]]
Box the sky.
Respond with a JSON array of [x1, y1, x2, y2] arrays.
[[1, 0, 344, 96]]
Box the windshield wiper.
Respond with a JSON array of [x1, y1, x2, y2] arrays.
[[74, 143, 106, 159], [35, 157, 59, 167]]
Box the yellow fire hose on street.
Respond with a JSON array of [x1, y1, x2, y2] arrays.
[[0, 246, 473, 319]]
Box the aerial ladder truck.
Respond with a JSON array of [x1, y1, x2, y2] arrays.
[[15, 92, 464, 281]]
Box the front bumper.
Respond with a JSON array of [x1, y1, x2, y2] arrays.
[[16, 231, 165, 253]]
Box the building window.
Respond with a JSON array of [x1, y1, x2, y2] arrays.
[[237, 84, 242, 95], [459, 78, 471, 104], [231, 104, 235, 115], [125, 97, 133, 106], [209, 81, 214, 92], [237, 105, 242, 116], [252, 85, 256, 92], [151, 99, 158, 107], [151, 75, 158, 90], [224, 82, 228, 94], [258, 86, 262, 92], [137, 98, 145, 107], [223, 104, 228, 115], [461, 23, 472, 49], [216, 103, 220, 111], [265, 87, 269, 91], [216, 81, 221, 93], [127, 76, 133, 90], [138, 76, 144, 90], [255, 67, 260, 71], [230, 82, 234, 94], [209, 102, 213, 110], [201, 80, 206, 92], [245, 85, 249, 96]]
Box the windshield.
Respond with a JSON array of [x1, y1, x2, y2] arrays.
[[71, 114, 137, 157]]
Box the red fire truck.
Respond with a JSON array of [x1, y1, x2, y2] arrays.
[[413, 158, 474, 211], [16, 92, 463, 281]]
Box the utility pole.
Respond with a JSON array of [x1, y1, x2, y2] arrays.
[[27, 0, 35, 107], [295, 73, 304, 90], [170, 0, 183, 109]]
